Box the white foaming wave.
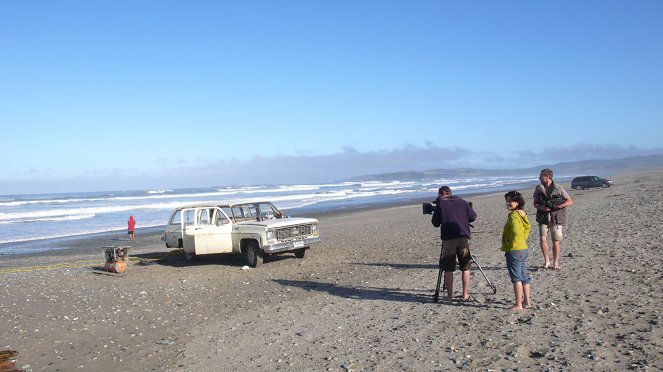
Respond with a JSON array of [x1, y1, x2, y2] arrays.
[[358, 182, 415, 192], [216, 185, 323, 195], [0, 222, 168, 245], [0, 188, 374, 223], [0, 201, 200, 222], [261, 188, 416, 209], [212, 188, 404, 210], [15, 214, 97, 223], [0, 189, 269, 207], [147, 189, 173, 194], [359, 181, 409, 188], [0, 200, 30, 207]]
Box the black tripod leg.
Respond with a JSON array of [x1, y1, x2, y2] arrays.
[[471, 253, 497, 294], [433, 265, 443, 302], [434, 244, 446, 302]]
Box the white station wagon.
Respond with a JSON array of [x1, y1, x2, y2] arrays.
[[163, 201, 320, 267]]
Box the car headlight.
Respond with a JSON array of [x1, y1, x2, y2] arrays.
[[311, 224, 318, 232], [267, 229, 274, 239]]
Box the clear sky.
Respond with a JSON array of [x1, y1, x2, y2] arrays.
[[1, 1, 662, 194]]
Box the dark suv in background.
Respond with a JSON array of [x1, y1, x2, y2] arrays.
[[571, 176, 614, 190]]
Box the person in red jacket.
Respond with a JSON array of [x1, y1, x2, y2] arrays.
[[127, 215, 136, 241]]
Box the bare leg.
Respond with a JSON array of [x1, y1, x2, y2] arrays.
[[552, 240, 561, 269], [523, 283, 531, 307], [539, 235, 550, 268], [509, 282, 524, 311], [444, 271, 454, 300], [461, 270, 470, 300]]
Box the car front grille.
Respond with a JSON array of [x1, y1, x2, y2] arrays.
[[276, 224, 312, 240]]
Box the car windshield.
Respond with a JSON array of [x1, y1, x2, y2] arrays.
[[231, 202, 278, 221]]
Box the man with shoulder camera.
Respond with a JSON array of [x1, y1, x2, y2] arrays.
[[533, 168, 573, 270], [431, 186, 477, 301]]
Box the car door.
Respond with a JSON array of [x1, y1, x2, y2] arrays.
[[192, 207, 233, 255], [164, 209, 183, 247], [181, 208, 197, 254]]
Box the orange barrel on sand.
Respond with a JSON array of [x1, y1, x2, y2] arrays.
[[105, 260, 127, 273]]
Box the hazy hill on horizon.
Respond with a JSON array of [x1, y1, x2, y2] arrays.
[[344, 154, 663, 182]]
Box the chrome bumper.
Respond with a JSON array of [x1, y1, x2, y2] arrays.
[[263, 237, 321, 254]]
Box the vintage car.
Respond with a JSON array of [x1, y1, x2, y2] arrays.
[[162, 201, 320, 267]]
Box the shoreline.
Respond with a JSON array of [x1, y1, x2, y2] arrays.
[[0, 182, 540, 260], [0, 196, 476, 260]]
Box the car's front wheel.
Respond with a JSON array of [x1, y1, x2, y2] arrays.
[[244, 241, 263, 268], [294, 248, 307, 259], [601, 183, 610, 188]]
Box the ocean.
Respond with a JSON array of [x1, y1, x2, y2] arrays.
[[0, 174, 567, 257]]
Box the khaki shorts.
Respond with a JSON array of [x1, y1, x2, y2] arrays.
[[440, 237, 472, 271], [539, 224, 563, 241]]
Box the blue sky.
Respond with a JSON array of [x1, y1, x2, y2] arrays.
[[1, 1, 662, 194]]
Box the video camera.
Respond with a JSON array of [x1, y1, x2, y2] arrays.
[[544, 195, 565, 210], [422, 201, 436, 215], [423, 200, 473, 214]]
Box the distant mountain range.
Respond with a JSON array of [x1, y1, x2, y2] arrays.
[[344, 154, 663, 182]]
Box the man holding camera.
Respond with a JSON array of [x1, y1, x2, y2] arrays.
[[431, 186, 477, 301], [533, 168, 573, 270]]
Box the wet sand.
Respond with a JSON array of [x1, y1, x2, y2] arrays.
[[1, 170, 662, 371]]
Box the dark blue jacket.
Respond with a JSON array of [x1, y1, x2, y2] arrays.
[[431, 195, 477, 240]]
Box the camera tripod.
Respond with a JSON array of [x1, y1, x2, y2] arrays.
[[433, 252, 497, 303]]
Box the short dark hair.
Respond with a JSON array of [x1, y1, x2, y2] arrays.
[[504, 190, 526, 209], [438, 186, 452, 195], [540, 168, 553, 179]]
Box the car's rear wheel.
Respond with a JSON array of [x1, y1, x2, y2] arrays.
[[244, 241, 263, 268], [184, 250, 196, 262], [294, 248, 306, 259]]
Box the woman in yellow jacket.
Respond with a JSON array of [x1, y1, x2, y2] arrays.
[[502, 191, 531, 311]]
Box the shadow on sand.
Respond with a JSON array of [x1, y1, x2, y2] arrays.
[[129, 249, 295, 268], [273, 278, 490, 308]]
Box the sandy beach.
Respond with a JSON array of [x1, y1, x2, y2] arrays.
[[2, 170, 662, 371]]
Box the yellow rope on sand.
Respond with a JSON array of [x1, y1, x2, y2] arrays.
[[0, 253, 178, 275], [0, 349, 19, 360]]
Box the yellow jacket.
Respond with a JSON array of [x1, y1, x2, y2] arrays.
[[501, 209, 530, 252]]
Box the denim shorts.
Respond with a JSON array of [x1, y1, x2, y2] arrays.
[[505, 250, 531, 284]]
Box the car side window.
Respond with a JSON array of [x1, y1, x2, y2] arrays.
[[170, 210, 182, 225], [197, 209, 211, 225], [213, 208, 230, 225], [183, 209, 196, 226], [222, 207, 233, 221], [232, 206, 244, 220]]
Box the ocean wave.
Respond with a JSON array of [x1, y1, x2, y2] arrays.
[[147, 189, 173, 194], [0, 222, 167, 245]]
